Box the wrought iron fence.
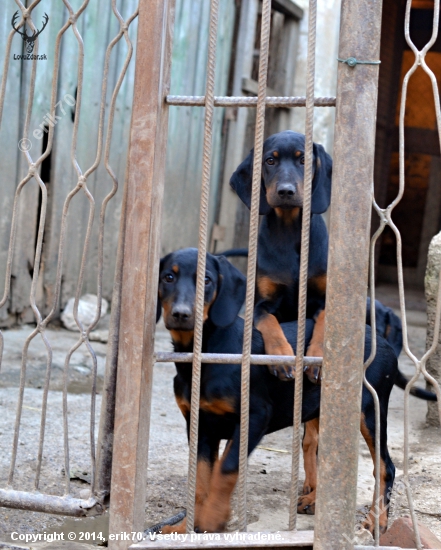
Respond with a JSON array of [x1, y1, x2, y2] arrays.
[[0, 0, 138, 516], [1, 0, 441, 549]]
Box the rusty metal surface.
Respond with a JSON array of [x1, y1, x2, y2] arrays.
[[236, 0, 272, 531], [155, 352, 322, 366], [0, 488, 101, 516], [313, 1, 384, 550], [107, 0, 175, 547], [166, 95, 336, 107], [185, 0, 220, 532], [289, 0, 317, 531]]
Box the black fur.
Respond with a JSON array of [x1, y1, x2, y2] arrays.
[[157, 249, 400, 534], [230, 130, 332, 381]]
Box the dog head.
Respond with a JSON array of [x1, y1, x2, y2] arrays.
[[230, 130, 332, 215], [157, 248, 247, 339]]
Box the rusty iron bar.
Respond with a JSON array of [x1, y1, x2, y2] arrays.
[[166, 95, 336, 107], [94, 1, 139, 505], [0, 489, 101, 516], [155, 351, 323, 366], [107, 0, 176, 547], [236, 0, 272, 531], [289, 0, 317, 531], [313, 0, 383, 549], [185, 0, 220, 533], [129, 533, 404, 550]]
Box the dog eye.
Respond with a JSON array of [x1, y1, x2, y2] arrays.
[[163, 273, 174, 283], [300, 156, 305, 165], [266, 157, 275, 165], [204, 276, 211, 285]]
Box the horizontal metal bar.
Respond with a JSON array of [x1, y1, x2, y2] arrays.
[[129, 531, 404, 550], [155, 351, 323, 366], [0, 489, 103, 516], [130, 530, 314, 549], [166, 95, 336, 107]]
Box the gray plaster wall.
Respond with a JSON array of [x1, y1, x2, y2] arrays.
[[424, 231, 441, 426]]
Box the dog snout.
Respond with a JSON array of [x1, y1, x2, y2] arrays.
[[277, 183, 295, 199], [171, 304, 192, 322]]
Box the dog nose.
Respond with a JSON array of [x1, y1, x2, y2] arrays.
[[277, 183, 295, 198], [171, 305, 192, 321]]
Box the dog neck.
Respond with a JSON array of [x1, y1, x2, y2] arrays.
[[273, 206, 301, 225], [169, 319, 218, 352]]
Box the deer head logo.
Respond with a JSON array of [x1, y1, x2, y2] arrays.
[[11, 11, 49, 55]]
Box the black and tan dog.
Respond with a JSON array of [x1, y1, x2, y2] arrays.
[[229, 131, 438, 523], [230, 130, 332, 383], [156, 248, 403, 534]]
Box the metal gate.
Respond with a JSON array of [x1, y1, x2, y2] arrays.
[[1, 0, 441, 549]]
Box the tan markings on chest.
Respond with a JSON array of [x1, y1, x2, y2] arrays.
[[200, 397, 235, 415], [274, 207, 300, 223], [257, 276, 279, 300], [170, 330, 194, 347]]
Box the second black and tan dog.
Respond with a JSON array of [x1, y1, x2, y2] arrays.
[[156, 248, 405, 534], [230, 130, 332, 383]]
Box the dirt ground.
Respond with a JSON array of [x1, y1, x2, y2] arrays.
[[0, 285, 440, 547]]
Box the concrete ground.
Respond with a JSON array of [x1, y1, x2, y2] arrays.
[[0, 285, 440, 547]]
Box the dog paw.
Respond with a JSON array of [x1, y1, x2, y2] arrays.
[[297, 492, 316, 515], [362, 513, 388, 535], [269, 364, 294, 380], [303, 364, 321, 384]]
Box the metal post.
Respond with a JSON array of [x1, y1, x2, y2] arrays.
[[313, 1, 383, 549], [108, 0, 175, 548]]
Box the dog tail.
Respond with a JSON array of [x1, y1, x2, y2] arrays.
[[216, 248, 249, 257], [395, 369, 437, 401]]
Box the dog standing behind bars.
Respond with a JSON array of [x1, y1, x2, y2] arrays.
[[155, 248, 402, 534]]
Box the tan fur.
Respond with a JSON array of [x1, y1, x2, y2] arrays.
[[274, 207, 300, 223], [256, 313, 294, 357], [200, 398, 235, 415], [360, 413, 389, 534], [257, 276, 278, 300], [170, 330, 194, 347]]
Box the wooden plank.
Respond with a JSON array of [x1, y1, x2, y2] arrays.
[[214, 0, 259, 252], [41, 5, 81, 318], [241, 76, 277, 96], [161, 0, 235, 255], [314, 0, 383, 547], [272, 0, 303, 20], [10, 0, 64, 322], [107, 0, 175, 546], [0, 10, 25, 324], [129, 531, 314, 549]]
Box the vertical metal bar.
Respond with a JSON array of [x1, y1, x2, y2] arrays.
[[108, 0, 175, 547], [237, 0, 272, 532], [289, 0, 317, 530], [186, 0, 219, 534], [313, 1, 383, 549]]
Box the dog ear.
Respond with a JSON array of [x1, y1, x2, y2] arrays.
[[230, 149, 272, 215], [311, 143, 332, 214], [209, 256, 246, 328], [156, 256, 166, 323]]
